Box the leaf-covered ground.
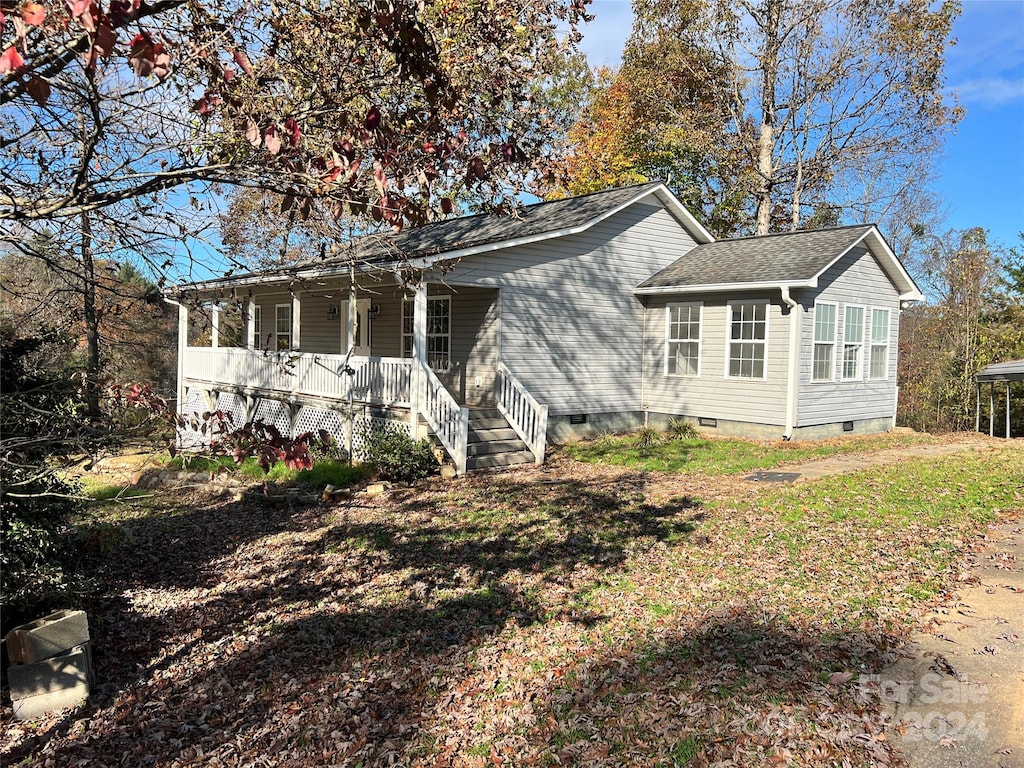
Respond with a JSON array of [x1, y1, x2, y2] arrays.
[[3, 437, 1022, 767]]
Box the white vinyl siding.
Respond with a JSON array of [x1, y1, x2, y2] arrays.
[[727, 301, 768, 379], [842, 304, 865, 380], [443, 201, 700, 415], [666, 302, 702, 376], [274, 304, 291, 350], [812, 302, 837, 382], [869, 308, 890, 380], [402, 295, 451, 371]]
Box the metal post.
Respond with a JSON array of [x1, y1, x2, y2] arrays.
[[210, 303, 219, 348], [975, 383, 981, 433], [245, 297, 256, 350], [1007, 383, 1012, 439], [990, 383, 995, 437], [410, 281, 427, 432], [291, 294, 301, 350]]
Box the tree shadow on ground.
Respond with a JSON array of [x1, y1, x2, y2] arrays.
[[3, 471, 722, 765]]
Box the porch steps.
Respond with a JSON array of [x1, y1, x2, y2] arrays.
[[440, 408, 533, 471]]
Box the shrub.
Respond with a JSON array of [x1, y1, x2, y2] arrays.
[[668, 418, 701, 440], [634, 426, 665, 450], [359, 422, 439, 482]]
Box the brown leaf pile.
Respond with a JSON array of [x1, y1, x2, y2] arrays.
[[2, 448, 1018, 767]]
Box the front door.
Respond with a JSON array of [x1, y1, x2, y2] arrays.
[[342, 299, 372, 357]]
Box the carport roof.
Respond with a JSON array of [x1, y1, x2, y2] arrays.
[[976, 360, 1024, 383]]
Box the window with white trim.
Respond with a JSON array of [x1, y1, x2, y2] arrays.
[[727, 301, 768, 379], [402, 295, 451, 371], [275, 304, 291, 351], [869, 308, 890, 379], [841, 305, 865, 380], [252, 305, 262, 349], [665, 302, 702, 376], [812, 301, 837, 381]]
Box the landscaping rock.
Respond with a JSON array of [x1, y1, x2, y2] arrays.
[[365, 483, 387, 497], [440, 465, 458, 482]]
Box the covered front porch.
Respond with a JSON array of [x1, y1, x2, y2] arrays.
[[173, 273, 546, 473]]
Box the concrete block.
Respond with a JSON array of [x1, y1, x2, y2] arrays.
[[5, 610, 89, 664], [7, 643, 92, 700], [11, 681, 89, 721]]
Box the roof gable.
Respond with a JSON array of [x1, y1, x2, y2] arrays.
[[636, 224, 923, 301], [317, 182, 713, 269]]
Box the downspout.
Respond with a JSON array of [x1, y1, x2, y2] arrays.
[[641, 299, 649, 427], [780, 286, 800, 440]]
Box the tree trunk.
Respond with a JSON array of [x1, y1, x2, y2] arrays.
[[81, 210, 101, 419], [754, 0, 783, 235]]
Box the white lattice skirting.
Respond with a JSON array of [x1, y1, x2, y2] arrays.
[[177, 387, 411, 461]]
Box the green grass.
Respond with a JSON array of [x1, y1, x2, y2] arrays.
[[561, 431, 936, 474], [81, 478, 151, 501]]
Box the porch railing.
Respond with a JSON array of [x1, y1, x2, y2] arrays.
[[496, 362, 548, 465], [181, 346, 412, 407], [414, 358, 469, 475]]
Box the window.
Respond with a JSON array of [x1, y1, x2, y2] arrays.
[[275, 304, 291, 351], [842, 305, 865, 380], [812, 302, 837, 381], [252, 305, 262, 349], [727, 301, 768, 379], [869, 308, 890, 379], [402, 295, 451, 371], [665, 302, 702, 376]]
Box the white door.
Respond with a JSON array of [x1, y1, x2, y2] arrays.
[[342, 299, 371, 357]]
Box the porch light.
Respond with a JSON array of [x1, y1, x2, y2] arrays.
[[328, 305, 338, 320], [367, 303, 381, 319]]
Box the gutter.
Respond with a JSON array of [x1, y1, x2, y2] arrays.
[[780, 286, 801, 440]]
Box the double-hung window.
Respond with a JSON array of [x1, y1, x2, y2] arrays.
[[402, 295, 451, 371], [812, 302, 837, 381], [841, 305, 865, 380], [869, 308, 891, 379], [252, 305, 262, 349], [727, 301, 768, 379], [275, 304, 291, 351], [665, 302, 702, 376]]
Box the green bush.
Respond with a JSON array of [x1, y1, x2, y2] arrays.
[[359, 422, 439, 483], [668, 418, 701, 440]]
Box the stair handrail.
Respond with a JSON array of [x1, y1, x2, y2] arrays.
[[415, 358, 468, 475], [496, 362, 548, 465]]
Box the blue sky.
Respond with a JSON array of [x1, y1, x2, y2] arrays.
[[577, 0, 1024, 249]]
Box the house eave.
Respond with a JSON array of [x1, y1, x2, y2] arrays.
[[173, 183, 716, 296], [634, 280, 814, 296]]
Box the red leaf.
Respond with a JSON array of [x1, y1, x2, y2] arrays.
[[0, 46, 26, 75], [364, 105, 381, 130], [244, 117, 260, 147], [284, 117, 300, 147], [19, 2, 45, 25], [440, 197, 454, 215], [25, 76, 50, 105], [66, 0, 90, 19], [93, 20, 116, 58], [264, 125, 281, 155], [222, 66, 235, 82], [232, 49, 253, 75]]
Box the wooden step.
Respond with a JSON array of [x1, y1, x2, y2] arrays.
[[466, 439, 529, 457], [468, 426, 519, 443], [466, 450, 536, 470]]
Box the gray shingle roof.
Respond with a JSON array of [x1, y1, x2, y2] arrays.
[[638, 224, 877, 290], [976, 360, 1024, 382], [307, 182, 667, 267]]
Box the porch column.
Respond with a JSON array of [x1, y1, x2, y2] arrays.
[[176, 303, 188, 415], [410, 280, 428, 429], [245, 297, 256, 350], [210, 302, 219, 348], [348, 268, 357, 357], [291, 294, 301, 350]]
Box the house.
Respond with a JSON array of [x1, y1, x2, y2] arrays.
[[170, 182, 923, 473]]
